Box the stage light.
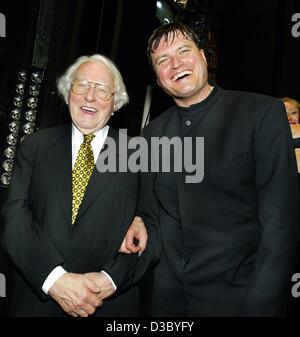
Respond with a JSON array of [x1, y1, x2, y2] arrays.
[[11, 109, 21, 120], [1, 172, 12, 186], [4, 146, 16, 159], [16, 83, 25, 95], [13, 96, 22, 108], [18, 71, 27, 82], [29, 85, 40, 96], [23, 123, 35, 134], [8, 121, 19, 133], [27, 97, 38, 109], [6, 134, 18, 146], [31, 72, 43, 84], [3, 159, 14, 172], [25, 110, 37, 122], [0, 67, 44, 187]]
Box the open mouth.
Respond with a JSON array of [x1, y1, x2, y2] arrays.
[[81, 106, 97, 114], [172, 70, 192, 82]]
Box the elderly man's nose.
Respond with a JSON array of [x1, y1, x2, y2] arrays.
[[84, 86, 96, 101]]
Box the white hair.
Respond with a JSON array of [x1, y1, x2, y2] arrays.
[[57, 54, 129, 111]]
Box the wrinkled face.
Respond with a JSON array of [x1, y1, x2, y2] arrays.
[[68, 61, 115, 134], [284, 101, 299, 125], [150, 31, 212, 107]]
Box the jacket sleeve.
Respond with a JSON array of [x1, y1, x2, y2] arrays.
[[102, 130, 161, 292], [1, 135, 65, 299], [242, 100, 300, 315], [133, 128, 161, 284]]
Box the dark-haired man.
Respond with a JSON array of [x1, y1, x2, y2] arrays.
[[140, 21, 299, 316]]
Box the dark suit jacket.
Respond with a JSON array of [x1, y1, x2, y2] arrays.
[[1, 124, 156, 316], [141, 85, 300, 316]]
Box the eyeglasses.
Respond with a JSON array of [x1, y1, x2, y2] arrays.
[[71, 79, 114, 101]]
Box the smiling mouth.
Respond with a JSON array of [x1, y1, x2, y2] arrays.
[[81, 106, 97, 114], [172, 70, 192, 82]]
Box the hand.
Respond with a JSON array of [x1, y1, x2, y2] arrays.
[[119, 216, 148, 255], [48, 272, 103, 317], [85, 272, 116, 300]]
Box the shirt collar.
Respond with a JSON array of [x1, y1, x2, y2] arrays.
[[71, 123, 109, 143]]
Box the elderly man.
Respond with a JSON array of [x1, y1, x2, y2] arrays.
[[1, 54, 158, 317]]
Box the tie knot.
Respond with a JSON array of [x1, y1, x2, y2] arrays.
[[83, 134, 95, 144]]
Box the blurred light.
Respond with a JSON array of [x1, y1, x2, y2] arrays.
[[3, 159, 13, 172], [1, 172, 12, 185], [31, 72, 43, 83], [6, 134, 17, 146], [16, 83, 25, 95], [11, 108, 21, 120], [27, 97, 38, 109], [9, 121, 19, 133], [4, 146, 16, 159], [13, 96, 23, 108], [18, 71, 27, 82], [1, 67, 44, 187], [29, 85, 40, 96], [156, 0, 173, 25], [25, 110, 37, 122], [174, 0, 188, 6], [23, 123, 35, 134]]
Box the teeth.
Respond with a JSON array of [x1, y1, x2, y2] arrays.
[[82, 107, 96, 112], [172, 71, 192, 81]]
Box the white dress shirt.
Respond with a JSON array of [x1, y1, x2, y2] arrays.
[[42, 124, 116, 294]]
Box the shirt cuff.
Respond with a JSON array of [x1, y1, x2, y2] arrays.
[[101, 270, 117, 290], [42, 266, 67, 295]]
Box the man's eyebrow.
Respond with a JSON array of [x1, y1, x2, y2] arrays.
[[177, 43, 192, 49], [74, 78, 108, 85], [155, 44, 192, 59], [156, 54, 168, 60]]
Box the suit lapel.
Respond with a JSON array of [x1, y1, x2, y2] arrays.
[[48, 124, 72, 223]]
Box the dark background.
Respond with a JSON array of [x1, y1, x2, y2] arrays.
[[0, 0, 300, 316]]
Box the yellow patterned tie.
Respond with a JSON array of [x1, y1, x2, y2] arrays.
[[72, 133, 95, 224]]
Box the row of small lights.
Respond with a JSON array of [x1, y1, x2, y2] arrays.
[[1, 70, 43, 186]]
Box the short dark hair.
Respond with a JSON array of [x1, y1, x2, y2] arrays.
[[147, 21, 202, 67]]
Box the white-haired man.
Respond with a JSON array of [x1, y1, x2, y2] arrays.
[[2, 54, 158, 317]]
